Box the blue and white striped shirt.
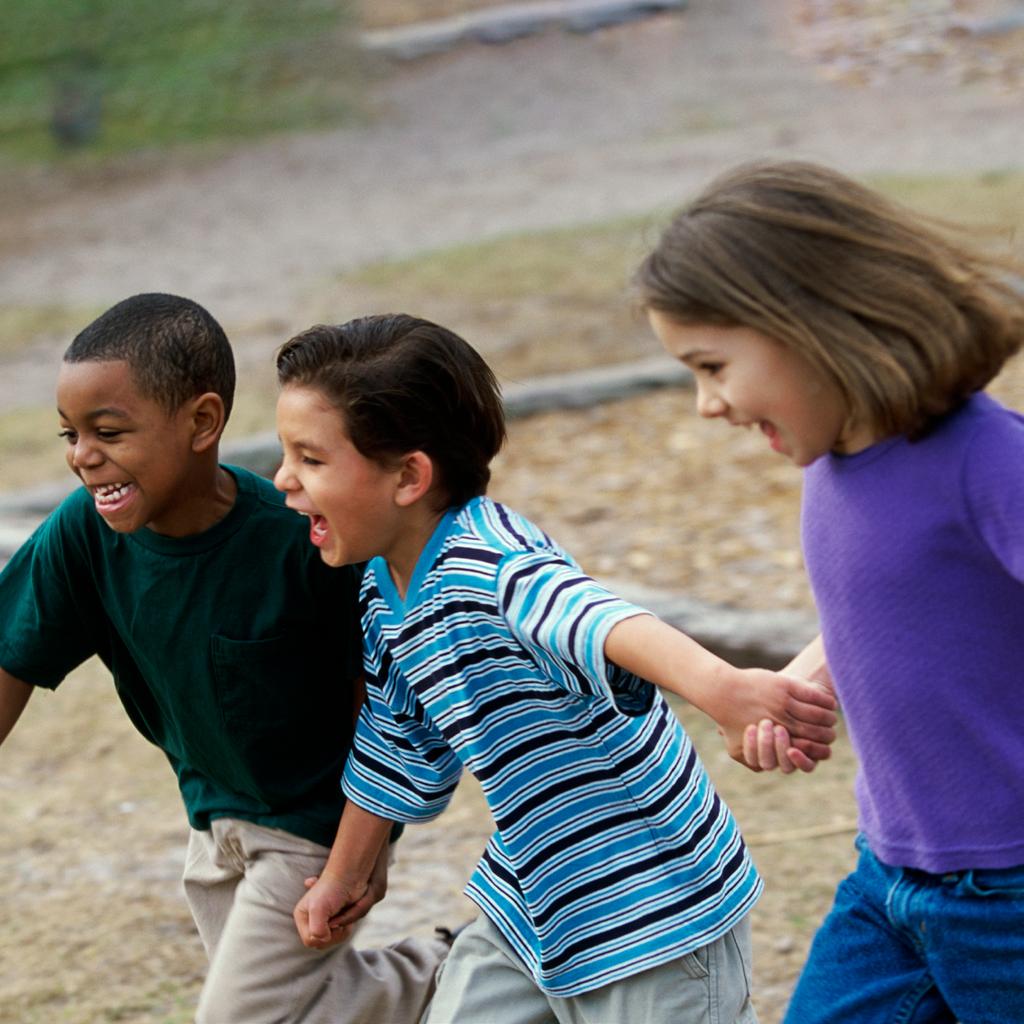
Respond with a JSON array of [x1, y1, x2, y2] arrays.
[[343, 497, 761, 996]]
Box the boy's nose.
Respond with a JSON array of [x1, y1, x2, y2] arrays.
[[71, 439, 104, 469], [272, 461, 292, 492]]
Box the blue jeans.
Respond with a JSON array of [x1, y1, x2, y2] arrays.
[[783, 834, 1024, 1024]]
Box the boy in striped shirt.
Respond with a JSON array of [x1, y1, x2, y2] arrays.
[[273, 314, 836, 1022]]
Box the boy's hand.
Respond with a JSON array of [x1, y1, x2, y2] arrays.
[[599, 617, 835, 772], [294, 873, 366, 949], [293, 839, 391, 949], [715, 669, 836, 771]]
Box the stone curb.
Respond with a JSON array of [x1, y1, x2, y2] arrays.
[[0, 356, 692, 540], [952, 9, 1024, 37], [607, 578, 817, 667], [504, 354, 690, 416], [360, 0, 689, 60], [212, 357, 692, 479]]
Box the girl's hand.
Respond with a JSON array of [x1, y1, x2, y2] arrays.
[[742, 719, 820, 774]]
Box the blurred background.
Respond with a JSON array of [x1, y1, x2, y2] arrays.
[[1, 1, 1022, 1020]]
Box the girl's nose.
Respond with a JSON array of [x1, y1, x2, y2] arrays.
[[695, 386, 727, 419]]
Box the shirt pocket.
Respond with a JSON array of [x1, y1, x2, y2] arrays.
[[210, 631, 352, 803]]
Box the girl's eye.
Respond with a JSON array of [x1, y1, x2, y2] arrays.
[[698, 362, 724, 377], [301, 456, 323, 467], [58, 429, 77, 444], [96, 430, 122, 440]]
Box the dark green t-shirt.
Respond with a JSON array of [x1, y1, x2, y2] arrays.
[[0, 465, 361, 847]]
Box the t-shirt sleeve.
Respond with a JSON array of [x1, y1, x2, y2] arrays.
[[962, 409, 1024, 583], [496, 550, 652, 705], [342, 667, 463, 823], [0, 504, 97, 687]]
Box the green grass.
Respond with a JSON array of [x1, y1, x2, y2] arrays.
[[346, 171, 1024, 303], [0, 303, 105, 356], [347, 214, 660, 303], [870, 169, 1024, 246], [317, 169, 1024, 375], [0, 1, 362, 160], [0, 405, 69, 490], [317, 214, 666, 381], [3, 170, 1022, 493]]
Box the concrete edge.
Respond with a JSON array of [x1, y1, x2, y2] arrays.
[[503, 354, 691, 416], [360, 0, 689, 60], [605, 577, 818, 668], [0, 355, 692, 524], [951, 11, 1024, 37]]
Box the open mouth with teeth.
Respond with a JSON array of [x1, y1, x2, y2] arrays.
[[759, 421, 782, 452], [91, 481, 137, 514], [306, 513, 329, 548]]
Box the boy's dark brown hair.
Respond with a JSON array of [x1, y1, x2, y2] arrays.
[[276, 314, 506, 508], [64, 293, 236, 421], [636, 160, 1024, 439]]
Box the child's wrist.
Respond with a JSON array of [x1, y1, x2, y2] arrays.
[[690, 659, 741, 721], [320, 848, 374, 887], [316, 866, 370, 900]]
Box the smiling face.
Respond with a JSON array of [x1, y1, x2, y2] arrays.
[[648, 312, 874, 467], [274, 384, 406, 570], [56, 359, 206, 534]]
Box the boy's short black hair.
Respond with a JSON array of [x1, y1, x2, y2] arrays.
[[64, 293, 236, 421], [276, 314, 506, 509]]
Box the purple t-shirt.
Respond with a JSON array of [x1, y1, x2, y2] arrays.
[[802, 392, 1024, 873]]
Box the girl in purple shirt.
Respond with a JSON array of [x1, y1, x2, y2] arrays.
[[637, 160, 1024, 1023]]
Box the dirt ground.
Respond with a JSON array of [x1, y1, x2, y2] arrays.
[[1, 1, 1023, 1021]]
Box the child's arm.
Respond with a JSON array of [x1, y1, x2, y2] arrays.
[[603, 615, 836, 769], [744, 634, 835, 774], [293, 801, 394, 949], [0, 668, 33, 746]]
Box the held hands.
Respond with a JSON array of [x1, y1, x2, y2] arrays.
[[293, 840, 391, 949], [599, 616, 835, 775], [712, 668, 837, 774], [742, 719, 816, 775]]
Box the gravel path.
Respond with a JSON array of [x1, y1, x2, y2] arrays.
[[2, 0, 1023, 408]]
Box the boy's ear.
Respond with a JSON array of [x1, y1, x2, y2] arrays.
[[188, 393, 227, 454], [394, 451, 434, 508]]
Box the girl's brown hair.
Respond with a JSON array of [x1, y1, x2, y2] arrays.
[[636, 160, 1024, 439]]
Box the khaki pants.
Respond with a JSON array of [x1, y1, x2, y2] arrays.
[[184, 818, 447, 1024], [422, 914, 757, 1024]]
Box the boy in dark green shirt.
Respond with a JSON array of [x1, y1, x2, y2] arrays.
[[0, 294, 445, 1024]]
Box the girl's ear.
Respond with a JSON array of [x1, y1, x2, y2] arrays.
[[394, 451, 434, 508], [188, 393, 227, 454]]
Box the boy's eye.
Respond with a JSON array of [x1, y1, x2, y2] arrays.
[[301, 456, 323, 467], [58, 427, 123, 443], [698, 362, 724, 376]]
